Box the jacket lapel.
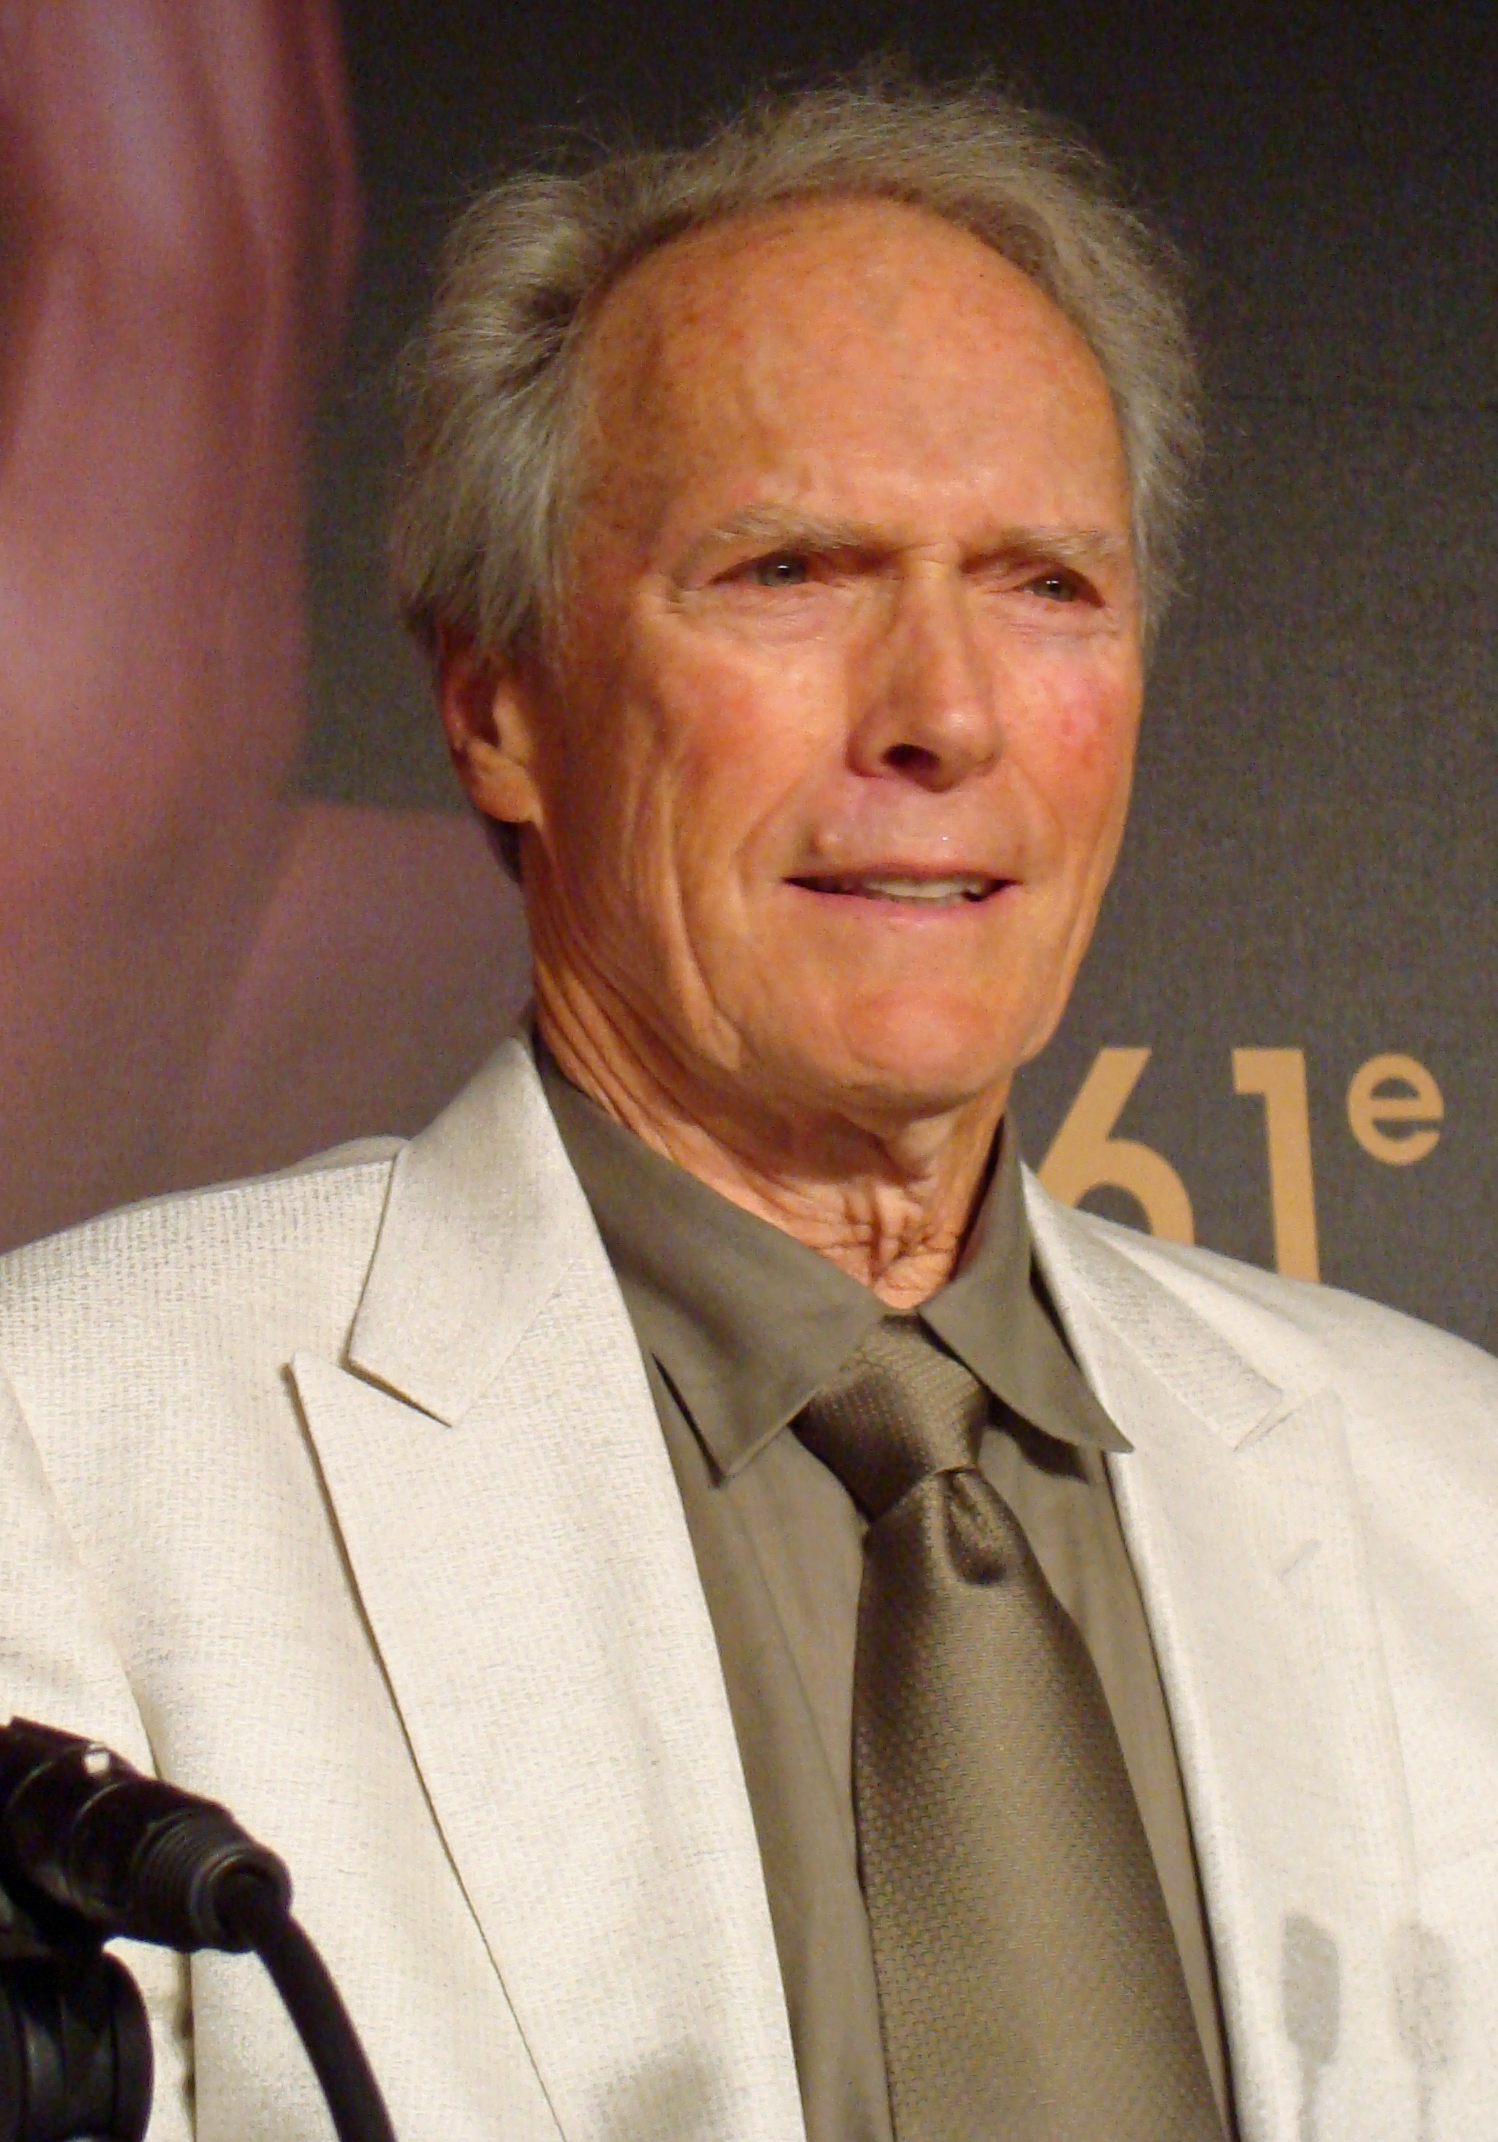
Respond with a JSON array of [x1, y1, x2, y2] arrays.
[[1027, 1185, 1422, 2142], [290, 1042, 803, 2142]]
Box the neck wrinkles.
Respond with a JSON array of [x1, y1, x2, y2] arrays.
[[534, 989, 1006, 1309]]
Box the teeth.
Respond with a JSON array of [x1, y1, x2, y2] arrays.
[[816, 874, 993, 903]]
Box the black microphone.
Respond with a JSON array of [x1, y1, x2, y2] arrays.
[[0, 1720, 398, 2142], [0, 1719, 289, 1953]]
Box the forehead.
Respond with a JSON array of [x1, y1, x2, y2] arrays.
[[573, 195, 1127, 543]]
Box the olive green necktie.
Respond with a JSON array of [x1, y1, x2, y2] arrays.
[[795, 1315, 1223, 2142]]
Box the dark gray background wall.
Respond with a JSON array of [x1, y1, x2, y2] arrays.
[[304, 0, 1497, 1351]]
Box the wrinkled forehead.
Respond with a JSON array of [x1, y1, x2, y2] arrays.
[[568, 195, 1126, 543]]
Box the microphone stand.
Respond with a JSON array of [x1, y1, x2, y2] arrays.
[[1, 1871, 151, 2141], [0, 1721, 397, 2142]]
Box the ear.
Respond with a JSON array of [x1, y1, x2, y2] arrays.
[[437, 636, 548, 834]]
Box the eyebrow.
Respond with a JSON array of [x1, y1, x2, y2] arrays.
[[676, 506, 1132, 576]]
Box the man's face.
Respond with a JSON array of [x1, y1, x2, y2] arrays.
[[488, 197, 1141, 1140]]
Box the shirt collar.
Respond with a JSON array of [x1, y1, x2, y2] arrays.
[[538, 1045, 1128, 1478], [920, 1114, 1129, 1454]]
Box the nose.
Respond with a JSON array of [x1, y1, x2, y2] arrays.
[[848, 564, 1001, 791]]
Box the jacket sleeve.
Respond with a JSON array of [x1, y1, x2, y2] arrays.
[[0, 1353, 196, 2142]]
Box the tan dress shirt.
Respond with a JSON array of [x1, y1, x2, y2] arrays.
[[539, 1052, 1234, 2139]]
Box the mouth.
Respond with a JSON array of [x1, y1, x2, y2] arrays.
[[786, 871, 1006, 907]]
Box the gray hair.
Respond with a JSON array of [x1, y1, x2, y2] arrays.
[[391, 74, 1198, 666]]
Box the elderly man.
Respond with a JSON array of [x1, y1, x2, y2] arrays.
[[2, 78, 1495, 2142]]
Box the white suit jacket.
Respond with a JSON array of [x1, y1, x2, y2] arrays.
[[1, 1037, 1495, 2142]]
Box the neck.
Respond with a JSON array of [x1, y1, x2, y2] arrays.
[[536, 995, 1008, 1311]]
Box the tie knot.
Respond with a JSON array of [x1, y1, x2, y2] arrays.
[[795, 1315, 990, 1520]]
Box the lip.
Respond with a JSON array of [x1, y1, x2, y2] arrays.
[[784, 869, 1014, 913], [787, 863, 1009, 888]]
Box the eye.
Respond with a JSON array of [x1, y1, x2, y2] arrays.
[[751, 553, 812, 587], [1026, 568, 1083, 603]]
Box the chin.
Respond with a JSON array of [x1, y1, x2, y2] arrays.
[[782, 1017, 1023, 1126]]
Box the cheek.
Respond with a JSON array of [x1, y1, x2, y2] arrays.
[[1020, 666, 1139, 858], [626, 639, 836, 882]]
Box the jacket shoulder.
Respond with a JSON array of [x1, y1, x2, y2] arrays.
[[1027, 1178, 1498, 1415], [0, 1137, 404, 1393]]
